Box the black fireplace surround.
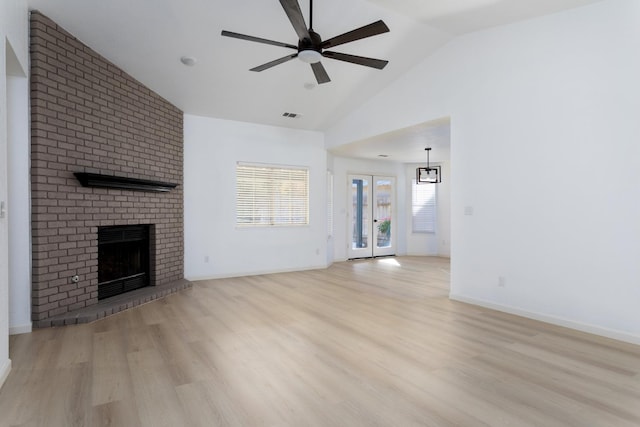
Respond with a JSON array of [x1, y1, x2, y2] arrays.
[[98, 225, 150, 300]]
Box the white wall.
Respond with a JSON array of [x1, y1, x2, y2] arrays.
[[436, 160, 450, 258], [326, 0, 640, 344], [404, 161, 450, 257], [331, 156, 406, 261], [184, 115, 328, 280], [1, 0, 29, 389], [8, 74, 30, 335], [326, 153, 335, 265]]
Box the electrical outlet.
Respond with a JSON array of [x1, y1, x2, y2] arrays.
[[204, 255, 210, 263], [498, 276, 506, 287]]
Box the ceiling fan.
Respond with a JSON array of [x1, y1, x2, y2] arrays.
[[221, 0, 390, 84]]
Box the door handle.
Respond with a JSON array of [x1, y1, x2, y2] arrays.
[[373, 219, 378, 222]]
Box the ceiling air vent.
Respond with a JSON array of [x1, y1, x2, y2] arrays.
[[282, 112, 302, 119]]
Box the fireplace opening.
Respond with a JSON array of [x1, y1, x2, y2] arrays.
[[98, 225, 150, 300]]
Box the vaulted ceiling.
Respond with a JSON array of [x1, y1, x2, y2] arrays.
[[26, 0, 603, 161]]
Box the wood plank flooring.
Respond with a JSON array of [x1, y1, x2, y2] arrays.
[[1, 256, 640, 426]]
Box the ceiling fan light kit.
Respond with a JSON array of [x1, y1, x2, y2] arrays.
[[298, 49, 322, 64], [221, 0, 390, 84]]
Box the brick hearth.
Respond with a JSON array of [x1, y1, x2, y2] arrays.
[[30, 11, 187, 327]]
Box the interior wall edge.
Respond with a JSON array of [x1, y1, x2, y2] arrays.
[[0, 359, 11, 390], [450, 294, 640, 347]]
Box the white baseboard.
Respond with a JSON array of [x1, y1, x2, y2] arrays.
[[450, 294, 640, 346], [186, 263, 329, 282], [0, 359, 11, 390], [9, 322, 32, 335]]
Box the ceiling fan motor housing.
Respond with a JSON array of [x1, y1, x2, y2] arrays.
[[299, 30, 322, 53], [297, 30, 323, 63]]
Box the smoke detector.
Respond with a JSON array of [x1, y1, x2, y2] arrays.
[[180, 56, 197, 66]]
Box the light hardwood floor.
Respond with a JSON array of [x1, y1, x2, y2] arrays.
[[1, 256, 640, 426]]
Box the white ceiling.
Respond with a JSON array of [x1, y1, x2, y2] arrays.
[[26, 0, 602, 162], [329, 117, 451, 163], [368, 0, 604, 35]]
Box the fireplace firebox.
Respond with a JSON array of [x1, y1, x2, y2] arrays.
[[98, 225, 150, 300]]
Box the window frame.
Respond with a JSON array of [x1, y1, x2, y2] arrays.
[[236, 162, 310, 228]]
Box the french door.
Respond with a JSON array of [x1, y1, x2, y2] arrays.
[[348, 175, 395, 259]]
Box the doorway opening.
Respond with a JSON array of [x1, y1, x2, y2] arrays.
[[348, 175, 395, 259]]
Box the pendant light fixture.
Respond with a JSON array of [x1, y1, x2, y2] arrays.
[[416, 147, 441, 183]]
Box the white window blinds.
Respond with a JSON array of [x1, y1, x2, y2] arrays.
[[236, 163, 309, 227], [412, 178, 436, 233]]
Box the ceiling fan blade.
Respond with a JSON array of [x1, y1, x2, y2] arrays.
[[322, 51, 388, 69], [311, 62, 330, 84], [250, 53, 298, 72], [279, 0, 311, 41], [221, 30, 298, 50], [321, 20, 389, 49]]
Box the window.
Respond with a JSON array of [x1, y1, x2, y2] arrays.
[[412, 179, 436, 233], [236, 163, 309, 227]]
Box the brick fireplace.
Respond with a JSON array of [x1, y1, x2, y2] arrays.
[[30, 12, 188, 327]]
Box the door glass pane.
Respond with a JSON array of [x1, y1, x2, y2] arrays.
[[351, 178, 369, 249], [375, 179, 392, 248]]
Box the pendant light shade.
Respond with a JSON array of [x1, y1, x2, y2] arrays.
[[416, 147, 441, 184]]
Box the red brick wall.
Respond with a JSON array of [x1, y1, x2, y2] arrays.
[[30, 11, 184, 326]]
